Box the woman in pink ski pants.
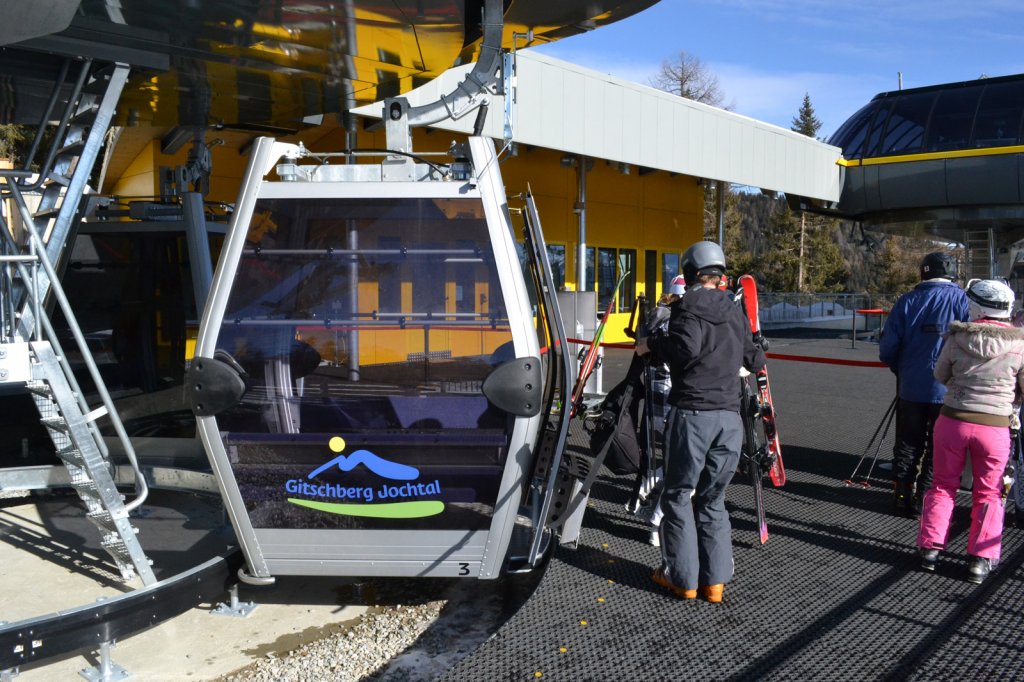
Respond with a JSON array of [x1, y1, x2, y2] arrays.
[[917, 279, 1024, 583]]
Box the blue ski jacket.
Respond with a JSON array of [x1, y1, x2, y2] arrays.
[[879, 280, 970, 403]]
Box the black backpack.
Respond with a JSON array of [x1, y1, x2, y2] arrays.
[[586, 356, 644, 475]]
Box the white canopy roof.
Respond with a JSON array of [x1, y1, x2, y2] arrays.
[[352, 49, 842, 202]]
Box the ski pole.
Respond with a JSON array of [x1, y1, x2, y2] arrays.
[[844, 395, 898, 487], [860, 401, 897, 486]]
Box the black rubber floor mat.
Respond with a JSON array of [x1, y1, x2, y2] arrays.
[[441, 340, 1024, 681]]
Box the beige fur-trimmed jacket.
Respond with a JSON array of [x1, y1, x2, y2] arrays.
[[934, 320, 1024, 417]]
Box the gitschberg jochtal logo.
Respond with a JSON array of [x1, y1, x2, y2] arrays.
[[285, 437, 444, 518]]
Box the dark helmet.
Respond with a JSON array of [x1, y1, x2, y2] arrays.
[[681, 241, 726, 286], [920, 252, 957, 280]]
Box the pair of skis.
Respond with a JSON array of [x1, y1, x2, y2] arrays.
[[735, 274, 785, 544]]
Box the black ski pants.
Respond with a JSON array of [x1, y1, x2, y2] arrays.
[[893, 399, 941, 493]]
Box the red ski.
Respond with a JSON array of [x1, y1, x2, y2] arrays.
[[737, 274, 785, 487], [569, 271, 630, 418]]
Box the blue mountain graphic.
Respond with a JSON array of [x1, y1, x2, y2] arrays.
[[307, 450, 420, 481]]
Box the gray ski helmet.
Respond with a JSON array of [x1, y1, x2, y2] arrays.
[[681, 241, 726, 285], [966, 278, 1014, 319], [920, 252, 957, 280]]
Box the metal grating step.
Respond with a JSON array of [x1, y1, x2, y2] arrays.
[[44, 171, 71, 187], [24, 380, 53, 397], [56, 140, 85, 158], [55, 445, 85, 468], [87, 509, 121, 533], [68, 106, 98, 125], [39, 415, 70, 434]]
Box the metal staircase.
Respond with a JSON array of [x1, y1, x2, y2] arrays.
[[0, 59, 156, 585], [9, 60, 130, 338], [962, 228, 995, 280], [26, 343, 155, 583]]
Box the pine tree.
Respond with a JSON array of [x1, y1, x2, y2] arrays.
[[790, 93, 823, 139], [741, 198, 848, 293], [0, 124, 26, 164], [701, 184, 756, 278], [801, 214, 849, 292], [752, 202, 801, 291]]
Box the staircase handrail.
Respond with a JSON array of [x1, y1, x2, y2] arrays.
[[4, 180, 149, 512]]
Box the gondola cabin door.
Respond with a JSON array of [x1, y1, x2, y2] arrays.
[[189, 137, 546, 580]]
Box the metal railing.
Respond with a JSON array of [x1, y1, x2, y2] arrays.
[[757, 292, 895, 329], [1, 179, 149, 512]]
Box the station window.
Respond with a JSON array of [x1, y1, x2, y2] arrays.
[[864, 101, 894, 157], [827, 101, 878, 158], [597, 247, 617, 311], [662, 253, 681, 292], [514, 242, 565, 303], [972, 80, 1024, 148], [585, 247, 595, 294], [513, 241, 538, 311], [880, 92, 936, 155], [925, 86, 982, 152], [618, 249, 636, 312], [546, 244, 566, 290]]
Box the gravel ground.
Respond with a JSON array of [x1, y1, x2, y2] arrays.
[[219, 600, 449, 682], [217, 572, 539, 682]]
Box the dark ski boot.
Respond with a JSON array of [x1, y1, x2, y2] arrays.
[[919, 548, 939, 572], [894, 480, 914, 517], [910, 490, 923, 519], [968, 556, 994, 584]]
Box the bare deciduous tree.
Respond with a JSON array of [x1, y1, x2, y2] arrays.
[[649, 51, 730, 109]]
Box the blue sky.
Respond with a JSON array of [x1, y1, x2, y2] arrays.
[[530, 0, 1024, 140]]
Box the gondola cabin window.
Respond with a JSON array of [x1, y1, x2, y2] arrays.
[[211, 195, 517, 530]]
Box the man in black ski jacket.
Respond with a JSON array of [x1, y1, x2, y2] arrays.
[[637, 241, 764, 603]]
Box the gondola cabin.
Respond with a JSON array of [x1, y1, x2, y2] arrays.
[[189, 135, 568, 581]]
